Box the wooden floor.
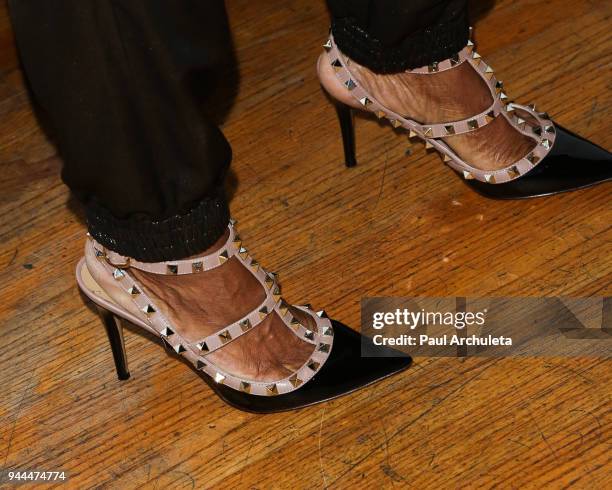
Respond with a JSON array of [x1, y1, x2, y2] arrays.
[[1, 0, 610, 488]]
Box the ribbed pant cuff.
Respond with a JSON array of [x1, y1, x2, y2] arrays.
[[86, 194, 230, 262], [331, 10, 470, 73]]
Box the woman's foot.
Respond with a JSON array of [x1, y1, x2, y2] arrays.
[[318, 52, 536, 172], [87, 227, 318, 383]]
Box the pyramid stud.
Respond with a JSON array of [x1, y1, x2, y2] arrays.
[[197, 341, 209, 353], [301, 303, 312, 310], [238, 246, 248, 260], [532, 126, 542, 136], [214, 372, 225, 384], [539, 112, 551, 120], [289, 374, 303, 388], [279, 300, 289, 317], [425, 141, 434, 150], [266, 384, 279, 396], [484, 66, 494, 79], [307, 360, 320, 371], [95, 249, 106, 261], [516, 117, 526, 128], [444, 125, 456, 135], [316, 310, 328, 319], [472, 52, 482, 65], [259, 306, 269, 319], [290, 317, 302, 330], [218, 250, 229, 264], [167, 264, 178, 275], [272, 286, 282, 303], [239, 381, 251, 393], [544, 125, 555, 134], [484, 111, 496, 124], [428, 62, 439, 73], [318, 343, 331, 353], [160, 326, 174, 337], [192, 261, 204, 273], [233, 238, 242, 249], [174, 344, 186, 355], [391, 119, 402, 129], [304, 330, 315, 341], [128, 285, 140, 296], [323, 39, 332, 51], [344, 79, 357, 91], [239, 319, 252, 332], [467, 119, 479, 130], [264, 275, 274, 290], [250, 260, 259, 272], [409, 129, 418, 139], [423, 127, 433, 137], [450, 54, 460, 66], [541, 139, 552, 149], [218, 330, 232, 344], [467, 40, 475, 52], [507, 166, 520, 179], [495, 81, 504, 94], [484, 174, 496, 183], [506, 105, 515, 114], [331, 59, 342, 71], [443, 154, 452, 163], [527, 103, 536, 111], [375, 110, 386, 119], [112, 269, 125, 280], [142, 304, 156, 316], [359, 97, 372, 107], [229, 218, 237, 226], [500, 92, 509, 103], [322, 326, 334, 337], [196, 360, 206, 370], [463, 170, 474, 180]]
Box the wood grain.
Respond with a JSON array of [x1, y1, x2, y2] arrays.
[[0, 0, 610, 488]]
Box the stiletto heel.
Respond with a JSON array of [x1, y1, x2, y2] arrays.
[[335, 103, 357, 167], [97, 306, 130, 380], [77, 219, 411, 413], [321, 32, 611, 198]]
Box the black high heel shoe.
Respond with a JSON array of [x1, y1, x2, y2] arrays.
[[322, 34, 612, 199], [77, 220, 411, 413]]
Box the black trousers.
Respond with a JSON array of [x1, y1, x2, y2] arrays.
[[9, 0, 468, 262]]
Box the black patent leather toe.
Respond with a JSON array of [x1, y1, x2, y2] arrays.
[[207, 320, 412, 413], [463, 124, 612, 199]]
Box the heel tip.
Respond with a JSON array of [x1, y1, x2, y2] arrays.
[[345, 159, 357, 168], [118, 373, 131, 381]]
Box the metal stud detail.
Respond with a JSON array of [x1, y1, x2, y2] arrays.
[[266, 384, 279, 396], [323, 39, 332, 51], [375, 110, 386, 119], [541, 139, 552, 149], [444, 125, 455, 135], [359, 97, 372, 107], [484, 111, 496, 124], [423, 127, 433, 137], [463, 170, 474, 180], [167, 264, 178, 275], [113, 269, 125, 280], [322, 326, 334, 337], [160, 326, 174, 337], [214, 373, 225, 384], [218, 250, 229, 264], [289, 374, 303, 388], [307, 360, 320, 371], [240, 381, 251, 393], [128, 285, 140, 296], [344, 79, 357, 91], [484, 174, 496, 184], [259, 306, 269, 319], [218, 330, 232, 344], [238, 247, 248, 260], [318, 343, 330, 353], [507, 166, 520, 179], [467, 119, 479, 130], [196, 360, 206, 370], [192, 261, 203, 273], [240, 319, 252, 332], [142, 304, 156, 316], [197, 341, 209, 353], [331, 59, 342, 71], [391, 120, 402, 129], [304, 330, 315, 341]]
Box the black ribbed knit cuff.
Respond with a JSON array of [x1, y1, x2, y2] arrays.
[[331, 10, 470, 73], [86, 194, 230, 262]]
